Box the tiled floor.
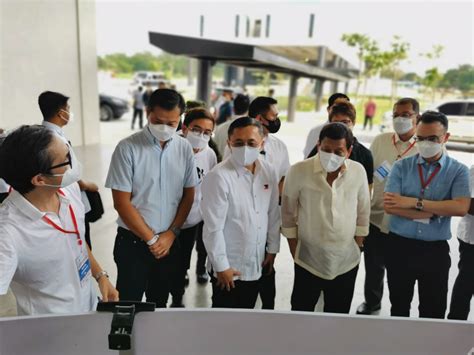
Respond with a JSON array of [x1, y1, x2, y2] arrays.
[[1, 110, 473, 322]]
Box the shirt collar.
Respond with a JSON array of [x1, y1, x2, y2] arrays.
[[393, 133, 416, 145], [417, 152, 447, 167], [42, 120, 65, 138], [313, 153, 348, 175], [228, 156, 261, 177], [8, 190, 71, 222]]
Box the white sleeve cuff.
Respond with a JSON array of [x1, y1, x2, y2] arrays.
[[213, 255, 230, 272], [356, 225, 369, 237], [281, 226, 298, 239]]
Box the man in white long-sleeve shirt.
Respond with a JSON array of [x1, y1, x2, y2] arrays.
[[201, 117, 281, 309], [282, 122, 370, 313]]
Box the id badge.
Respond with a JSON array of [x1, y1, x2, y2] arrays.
[[374, 161, 392, 182], [75, 250, 91, 288], [414, 218, 430, 225]]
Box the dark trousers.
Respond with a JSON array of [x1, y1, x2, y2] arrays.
[[386, 233, 450, 319], [211, 276, 259, 309], [258, 268, 276, 309], [195, 223, 207, 274], [131, 108, 143, 129], [113, 227, 179, 308], [291, 263, 359, 313], [170, 224, 200, 299], [363, 115, 373, 130], [448, 239, 474, 320], [362, 224, 388, 308], [0, 192, 8, 203]]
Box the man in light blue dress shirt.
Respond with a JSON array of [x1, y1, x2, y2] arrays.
[[106, 89, 197, 307], [384, 111, 470, 319]]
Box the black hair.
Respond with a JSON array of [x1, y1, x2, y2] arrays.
[[417, 110, 449, 130], [38, 91, 69, 121], [183, 108, 215, 127], [394, 97, 420, 114], [228, 116, 264, 138], [186, 100, 206, 111], [248, 96, 278, 118], [138, 86, 143, 91], [319, 122, 354, 149], [329, 102, 356, 122], [327, 93, 350, 108], [148, 89, 185, 114], [0, 125, 55, 194], [233, 94, 250, 115]]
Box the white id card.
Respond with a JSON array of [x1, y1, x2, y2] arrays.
[[374, 161, 392, 182], [414, 218, 430, 225], [76, 250, 91, 288]]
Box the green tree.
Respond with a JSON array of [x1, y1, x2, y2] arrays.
[[382, 36, 410, 103], [341, 33, 375, 101], [420, 45, 444, 103], [440, 64, 474, 97]]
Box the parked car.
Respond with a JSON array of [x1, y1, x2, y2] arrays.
[[133, 71, 169, 87], [99, 93, 129, 121], [380, 99, 474, 144]]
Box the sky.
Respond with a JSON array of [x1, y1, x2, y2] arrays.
[[95, 0, 473, 75]]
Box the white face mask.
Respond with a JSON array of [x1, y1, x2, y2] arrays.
[[230, 146, 261, 167], [42, 151, 82, 188], [149, 123, 176, 142], [60, 109, 74, 124], [186, 131, 210, 150], [319, 150, 346, 173], [393, 116, 413, 135], [417, 141, 443, 159]]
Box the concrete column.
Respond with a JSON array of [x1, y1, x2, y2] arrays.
[[187, 58, 194, 86], [287, 75, 298, 123], [344, 81, 349, 95], [314, 79, 325, 112], [196, 59, 212, 105], [329, 80, 338, 94]]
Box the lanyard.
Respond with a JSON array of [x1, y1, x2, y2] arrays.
[[42, 190, 82, 246], [417, 163, 441, 198], [392, 134, 416, 160]]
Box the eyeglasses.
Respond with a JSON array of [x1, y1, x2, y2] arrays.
[[45, 151, 72, 172], [190, 126, 213, 137], [393, 112, 416, 119], [414, 135, 444, 143], [230, 141, 261, 148]]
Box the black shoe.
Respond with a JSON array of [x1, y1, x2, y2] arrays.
[[356, 302, 381, 315], [184, 272, 189, 287], [170, 297, 185, 308], [196, 272, 209, 284]]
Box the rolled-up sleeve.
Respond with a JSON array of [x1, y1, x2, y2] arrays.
[[385, 160, 403, 194], [266, 172, 281, 254], [281, 165, 299, 239], [356, 171, 371, 237], [105, 142, 133, 193], [200, 171, 230, 272], [452, 164, 471, 199], [184, 143, 198, 188], [0, 226, 17, 295]]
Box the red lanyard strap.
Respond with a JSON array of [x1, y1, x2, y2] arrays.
[[42, 202, 82, 246], [392, 135, 416, 160], [417, 164, 441, 197]]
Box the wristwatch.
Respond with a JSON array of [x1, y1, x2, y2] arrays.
[[415, 198, 424, 211], [170, 226, 181, 237], [94, 270, 109, 282]]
